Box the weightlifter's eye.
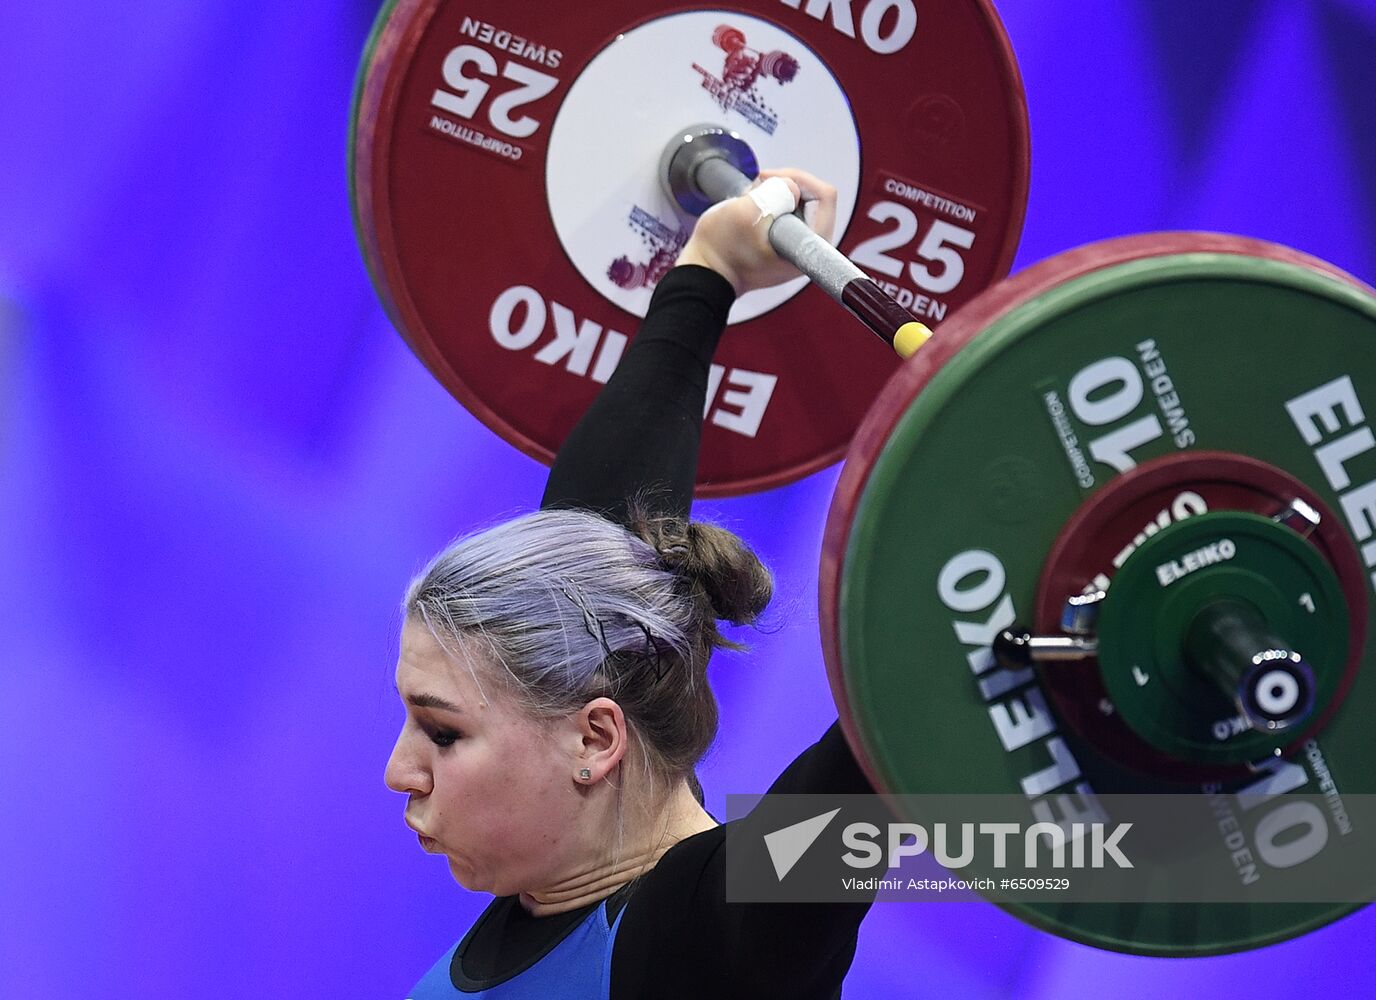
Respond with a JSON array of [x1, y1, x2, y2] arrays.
[[426, 726, 462, 748]]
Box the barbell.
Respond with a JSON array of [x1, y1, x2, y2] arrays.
[[351, 0, 1376, 958]]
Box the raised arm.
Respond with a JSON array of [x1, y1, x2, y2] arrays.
[[540, 170, 837, 524]]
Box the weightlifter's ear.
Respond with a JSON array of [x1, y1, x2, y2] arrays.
[[572, 697, 629, 784]]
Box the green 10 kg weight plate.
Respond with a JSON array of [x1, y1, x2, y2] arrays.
[[820, 233, 1376, 955]]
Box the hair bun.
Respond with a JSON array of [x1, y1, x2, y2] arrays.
[[635, 513, 773, 626], [680, 522, 772, 625]]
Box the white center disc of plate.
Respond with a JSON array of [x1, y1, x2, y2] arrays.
[[546, 11, 861, 325]]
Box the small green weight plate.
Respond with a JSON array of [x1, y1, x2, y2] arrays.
[[821, 233, 1376, 955], [1097, 511, 1348, 764]]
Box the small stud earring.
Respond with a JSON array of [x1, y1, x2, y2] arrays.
[[578, 768, 592, 781]]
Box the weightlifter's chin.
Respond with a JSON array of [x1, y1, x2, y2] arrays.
[[446, 854, 497, 894]]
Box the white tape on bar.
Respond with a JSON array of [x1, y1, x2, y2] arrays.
[[748, 176, 798, 223]]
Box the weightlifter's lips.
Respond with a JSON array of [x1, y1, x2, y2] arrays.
[[406, 819, 442, 853]]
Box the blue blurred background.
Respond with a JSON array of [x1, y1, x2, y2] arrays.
[[3, 0, 1376, 996]]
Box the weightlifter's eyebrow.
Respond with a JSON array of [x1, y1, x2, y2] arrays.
[[408, 692, 464, 713], [394, 682, 464, 714]]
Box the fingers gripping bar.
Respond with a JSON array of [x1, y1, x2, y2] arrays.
[[675, 135, 932, 359]]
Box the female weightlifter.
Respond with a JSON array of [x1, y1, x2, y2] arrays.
[[386, 169, 876, 999]]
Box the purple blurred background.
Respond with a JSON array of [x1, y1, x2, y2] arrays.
[[3, 1, 1376, 996]]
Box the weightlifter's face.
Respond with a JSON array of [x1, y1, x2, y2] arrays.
[[385, 618, 584, 896]]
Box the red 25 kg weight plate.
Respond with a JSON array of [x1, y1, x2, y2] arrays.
[[352, 0, 1029, 494]]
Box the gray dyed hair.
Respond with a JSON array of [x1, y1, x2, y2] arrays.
[[404, 507, 772, 783]]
